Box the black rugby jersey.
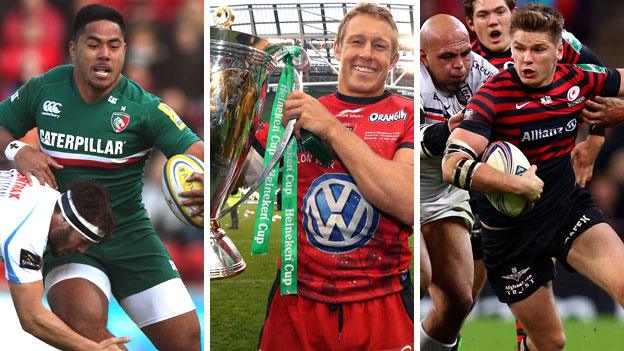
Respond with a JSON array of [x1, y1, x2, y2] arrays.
[[460, 63, 620, 230]]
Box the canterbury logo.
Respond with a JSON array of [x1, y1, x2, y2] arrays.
[[42, 100, 62, 117]]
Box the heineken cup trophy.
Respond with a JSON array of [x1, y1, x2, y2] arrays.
[[209, 8, 277, 279]]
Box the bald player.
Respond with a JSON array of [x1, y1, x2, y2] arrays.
[[419, 14, 498, 351]]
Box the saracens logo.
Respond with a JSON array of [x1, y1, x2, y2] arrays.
[[566, 85, 585, 107], [567, 86, 580, 101], [111, 112, 130, 133], [302, 173, 380, 253]]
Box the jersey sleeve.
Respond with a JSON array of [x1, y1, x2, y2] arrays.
[[4, 245, 43, 284], [457, 81, 496, 141], [0, 77, 40, 138], [560, 30, 605, 66], [145, 102, 200, 158], [574, 65, 620, 98], [600, 68, 621, 97], [398, 102, 414, 150], [561, 30, 583, 64], [4, 211, 47, 284]]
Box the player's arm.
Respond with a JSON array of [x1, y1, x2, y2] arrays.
[[178, 141, 205, 216], [571, 124, 604, 188], [149, 101, 204, 216], [9, 281, 130, 351], [420, 110, 464, 158], [325, 128, 413, 225], [0, 124, 63, 188], [441, 128, 543, 204], [184, 140, 204, 161], [283, 90, 413, 225], [581, 69, 624, 127], [0, 80, 63, 188]]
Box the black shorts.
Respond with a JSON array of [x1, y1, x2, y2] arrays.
[[469, 194, 484, 260], [483, 188, 606, 304], [470, 217, 484, 260]]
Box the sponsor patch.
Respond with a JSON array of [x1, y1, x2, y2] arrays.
[[111, 112, 130, 133], [336, 107, 364, 118], [158, 103, 186, 131], [368, 109, 407, 122], [540, 95, 553, 105], [302, 173, 380, 253], [19, 249, 42, 271], [502, 266, 535, 297], [42, 100, 62, 118]]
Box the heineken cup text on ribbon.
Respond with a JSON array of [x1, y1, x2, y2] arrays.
[[252, 46, 301, 295]]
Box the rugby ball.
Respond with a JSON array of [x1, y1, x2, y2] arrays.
[[162, 154, 204, 228], [482, 141, 530, 217]]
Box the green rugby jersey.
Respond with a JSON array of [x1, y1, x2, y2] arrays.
[[0, 65, 200, 230]]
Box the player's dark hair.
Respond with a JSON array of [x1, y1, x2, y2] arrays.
[[464, 0, 516, 19], [68, 179, 115, 241], [73, 4, 126, 40], [510, 4, 564, 43]]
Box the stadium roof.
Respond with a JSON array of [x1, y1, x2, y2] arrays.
[[209, 2, 415, 95]]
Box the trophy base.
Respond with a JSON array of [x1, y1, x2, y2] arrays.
[[209, 219, 247, 279]]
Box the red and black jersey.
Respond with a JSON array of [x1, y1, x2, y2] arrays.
[[471, 30, 602, 71], [460, 64, 620, 233], [471, 40, 516, 71], [254, 91, 413, 303]]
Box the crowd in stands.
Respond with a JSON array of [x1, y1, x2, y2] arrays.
[[0, 0, 204, 286]]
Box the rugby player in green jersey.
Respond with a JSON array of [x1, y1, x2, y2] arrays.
[[0, 4, 202, 350]]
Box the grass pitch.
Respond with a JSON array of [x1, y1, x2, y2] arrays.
[[460, 317, 623, 350], [210, 204, 413, 350], [210, 205, 623, 350], [210, 205, 282, 351]]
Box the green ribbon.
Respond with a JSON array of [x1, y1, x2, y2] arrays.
[[280, 136, 298, 294], [252, 46, 300, 295]]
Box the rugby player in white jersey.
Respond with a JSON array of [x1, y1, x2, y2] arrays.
[[419, 14, 497, 351], [0, 169, 127, 350]]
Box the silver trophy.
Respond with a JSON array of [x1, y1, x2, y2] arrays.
[[209, 7, 275, 279], [209, 7, 309, 279]]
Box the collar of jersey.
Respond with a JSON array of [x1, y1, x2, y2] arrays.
[[476, 40, 512, 59], [335, 90, 391, 105], [70, 70, 127, 106]]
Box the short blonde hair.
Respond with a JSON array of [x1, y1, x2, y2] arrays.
[[335, 3, 399, 56]]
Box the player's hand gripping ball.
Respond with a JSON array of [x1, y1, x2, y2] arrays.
[[482, 141, 531, 217], [162, 154, 204, 228]]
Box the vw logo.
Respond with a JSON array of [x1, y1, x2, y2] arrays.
[[302, 173, 380, 253]]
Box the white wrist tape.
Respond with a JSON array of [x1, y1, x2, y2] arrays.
[[5, 140, 28, 161]]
